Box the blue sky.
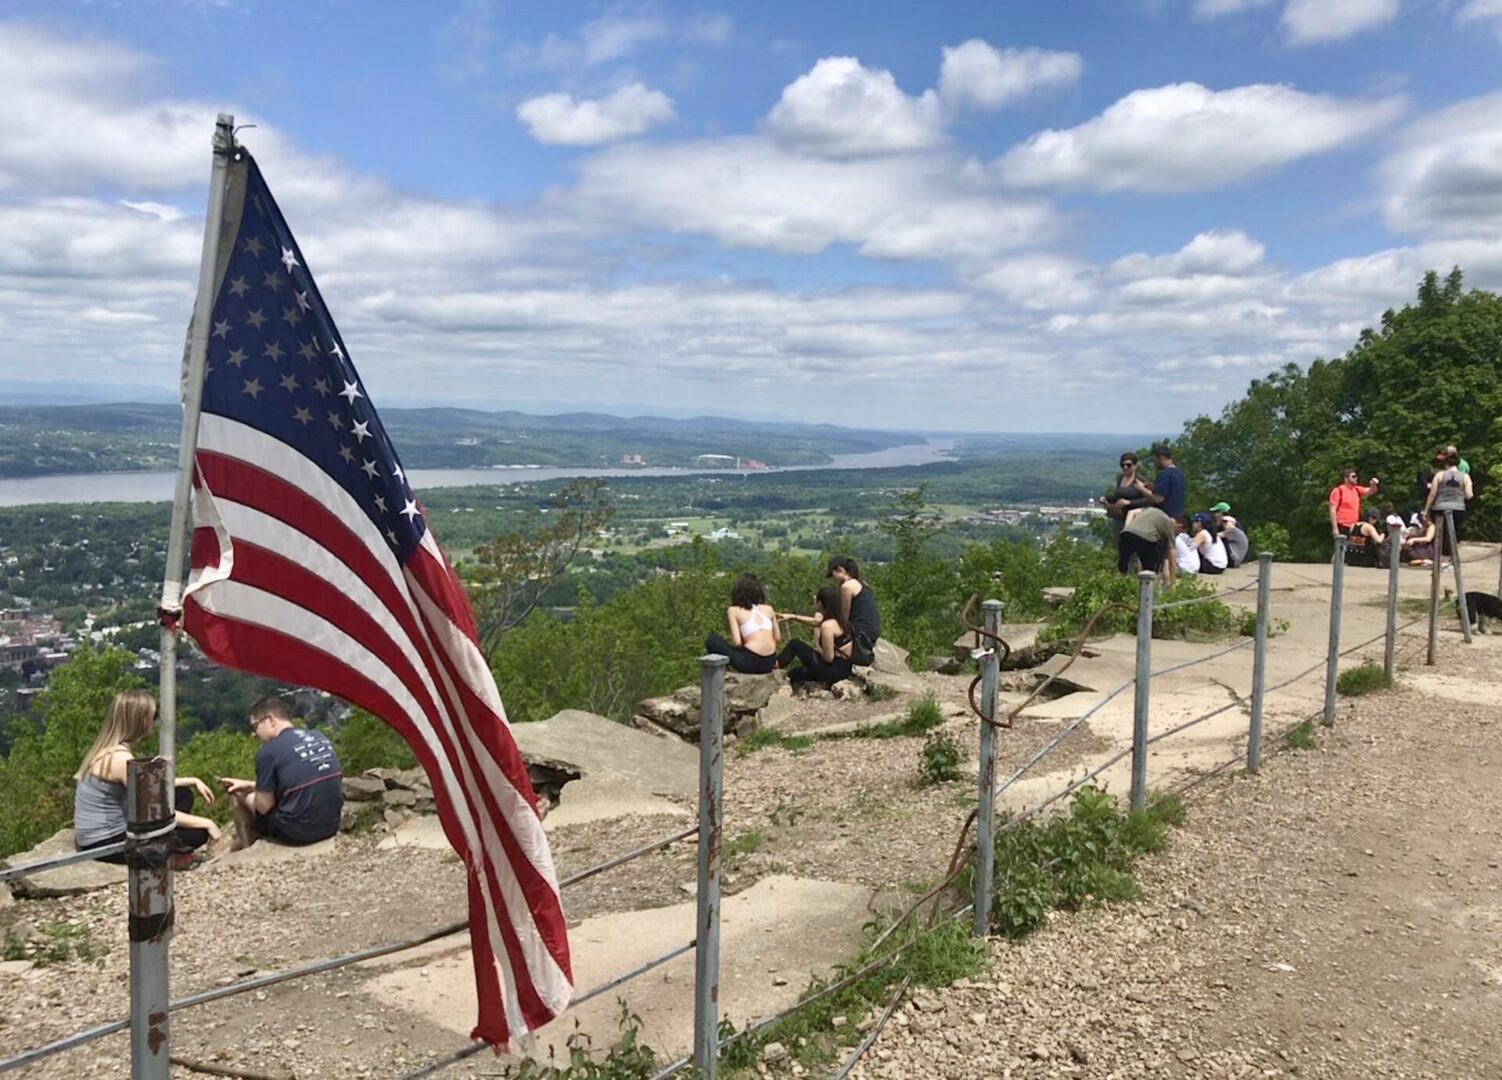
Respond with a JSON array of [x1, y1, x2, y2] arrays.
[[1, 0, 1500, 430]]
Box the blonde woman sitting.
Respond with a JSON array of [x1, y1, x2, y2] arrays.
[[74, 689, 221, 865]]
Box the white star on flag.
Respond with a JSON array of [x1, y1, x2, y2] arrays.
[[281, 246, 300, 272]]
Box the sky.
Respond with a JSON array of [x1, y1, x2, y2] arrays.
[[1, 0, 1500, 432]]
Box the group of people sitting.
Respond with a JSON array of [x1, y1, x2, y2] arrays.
[[74, 692, 344, 867], [1106, 444, 1249, 581], [1329, 447, 1474, 570], [704, 556, 881, 688]]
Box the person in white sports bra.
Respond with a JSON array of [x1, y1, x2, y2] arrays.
[[705, 573, 781, 674]]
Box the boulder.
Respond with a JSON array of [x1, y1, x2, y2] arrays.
[[208, 836, 338, 870], [633, 671, 786, 743], [4, 829, 126, 899], [383, 788, 417, 808], [870, 639, 909, 674], [1042, 586, 1076, 609], [522, 754, 583, 810], [342, 776, 387, 802]]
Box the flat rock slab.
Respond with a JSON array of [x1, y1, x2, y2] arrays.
[[376, 815, 449, 852], [513, 710, 697, 829], [207, 836, 339, 871], [1402, 671, 1502, 706], [365, 874, 874, 1061], [4, 829, 126, 899]]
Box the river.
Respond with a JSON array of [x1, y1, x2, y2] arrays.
[[0, 439, 956, 507]]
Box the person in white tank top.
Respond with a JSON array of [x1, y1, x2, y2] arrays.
[[1172, 517, 1200, 576], [1189, 514, 1228, 574], [705, 573, 781, 674]]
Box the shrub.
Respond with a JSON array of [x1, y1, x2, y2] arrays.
[[918, 730, 963, 786], [1336, 662, 1392, 697], [332, 709, 417, 773], [175, 729, 258, 825], [1039, 572, 1239, 644], [988, 785, 1184, 939], [1283, 719, 1316, 750], [1248, 522, 1293, 561]]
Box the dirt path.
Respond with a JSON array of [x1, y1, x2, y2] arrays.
[[856, 638, 1502, 1079]]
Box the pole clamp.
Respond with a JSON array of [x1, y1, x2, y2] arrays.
[[127, 817, 178, 843], [128, 909, 176, 943]]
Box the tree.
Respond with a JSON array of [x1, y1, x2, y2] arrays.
[[1174, 270, 1502, 558], [467, 480, 615, 652]]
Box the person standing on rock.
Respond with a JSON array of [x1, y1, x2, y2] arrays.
[[74, 689, 221, 867], [826, 556, 880, 666], [705, 573, 780, 674], [1424, 449, 1472, 568], [1327, 467, 1380, 543], [220, 697, 343, 850]]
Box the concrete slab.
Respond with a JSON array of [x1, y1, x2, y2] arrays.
[[206, 836, 339, 871], [1402, 671, 1502, 707], [364, 874, 874, 1061], [512, 710, 698, 829], [4, 829, 126, 899]]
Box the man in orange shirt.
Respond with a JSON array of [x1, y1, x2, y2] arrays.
[[1328, 466, 1381, 538]]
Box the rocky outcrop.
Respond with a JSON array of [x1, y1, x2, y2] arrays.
[[338, 751, 582, 832], [634, 670, 789, 742], [4, 830, 126, 899]]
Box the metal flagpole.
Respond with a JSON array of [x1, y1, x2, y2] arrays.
[[157, 113, 236, 766]]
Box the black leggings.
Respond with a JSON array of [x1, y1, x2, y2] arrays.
[[776, 639, 853, 687], [704, 634, 776, 675], [1437, 510, 1465, 557], [1117, 532, 1163, 574], [80, 788, 210, 864]]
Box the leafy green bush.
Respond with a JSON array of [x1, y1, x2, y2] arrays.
[[918, 729, 963, 786], [1336, 662, 1392, 697], [175, 728, 257, 825], [1248, 522, 1293, 561], [989, 786, 1183, 939], [332, 709, 417, 773], [1039, 572, 1240, 644], [1283, 719, 1316, 750]]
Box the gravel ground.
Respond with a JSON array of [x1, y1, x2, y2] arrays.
[[848, 639, 1502, 1080], [11, 633, 1495, 1080]]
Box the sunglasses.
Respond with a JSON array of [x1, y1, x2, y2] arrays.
[[1120, 459, 1137, 467]]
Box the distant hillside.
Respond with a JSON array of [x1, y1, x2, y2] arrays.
[[0, 402, 919, 478]]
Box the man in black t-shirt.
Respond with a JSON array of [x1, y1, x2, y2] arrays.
[[221, 697, 344, 849]]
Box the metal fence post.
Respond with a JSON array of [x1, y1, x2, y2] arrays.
[[1448, 511, 1472, 644], [1428, 528, 1442, 666], [127, 757, 173, 1080], [1130, 570, 1154, 812], [694, 655, 727, 1080], [972, 599, 1003, 938], [1247, 554, 1272, 775], [1384, 524, 1401, 679], [1323, 538, 1346, 727]]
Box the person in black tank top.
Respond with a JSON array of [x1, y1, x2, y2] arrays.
[[827, 556, 880, 666]]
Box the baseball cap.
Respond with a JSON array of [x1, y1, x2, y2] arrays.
[[1209, 501, 1231, 513]]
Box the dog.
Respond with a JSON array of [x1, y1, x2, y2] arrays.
[[1461, 591, 1502, 633]]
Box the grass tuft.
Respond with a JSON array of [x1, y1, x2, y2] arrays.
[[1283, 719, 1316, 750], [1336, 661, 1392, 697]]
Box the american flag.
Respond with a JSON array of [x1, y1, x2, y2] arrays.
[[180, 148, 573, 1045]]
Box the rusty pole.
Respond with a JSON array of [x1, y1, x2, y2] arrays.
[[693, 655, 726, 1080], [972, 599, 1002, 937], [127, 757, 174, 1080]]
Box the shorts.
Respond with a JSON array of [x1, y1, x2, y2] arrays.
[[1118, 532, 1163, 574], [1436, 510, 1465, 557], [257, 811, 336, 846]]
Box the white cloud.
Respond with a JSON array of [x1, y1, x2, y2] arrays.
[[936, 40, 1082, 111], [997, 82, 1404, 192], [1113, 229, 1267, 277], [685, 12, 734, 44], [567, 136, 1059, 260], [1281, 0, 1399, 44], [517, 83, 675, 146], [969, 254, 1097, 309], [765, 57, 943, 157], [1193, 0, 1278, 17], [532, 11, 669, 69], [1380, 92, 1502, 235]]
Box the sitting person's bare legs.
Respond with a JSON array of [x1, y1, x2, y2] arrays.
[[229, 791, 260, 851]]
